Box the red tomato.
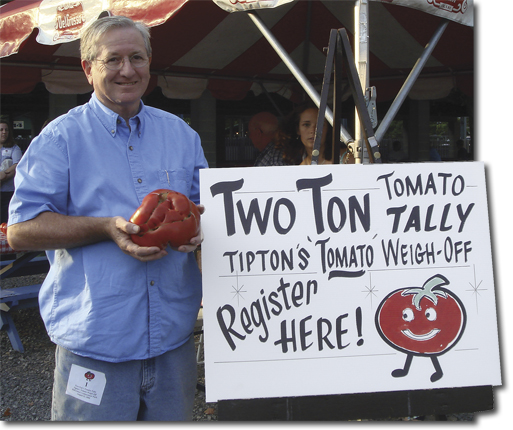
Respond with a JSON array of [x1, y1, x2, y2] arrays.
[[130, 189, 201, 250], [375, 274, 466, 356], [0, 223, 7, 235]]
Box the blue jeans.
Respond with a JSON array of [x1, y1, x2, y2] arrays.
[[51, 336, 197, 421]]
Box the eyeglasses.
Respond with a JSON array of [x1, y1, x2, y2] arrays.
[[95, 54, 150, 71]]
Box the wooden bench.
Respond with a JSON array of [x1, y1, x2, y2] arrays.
[[1, 252, 49, 279], [1, 283, 42, 352], [1, 243, 49, 352]]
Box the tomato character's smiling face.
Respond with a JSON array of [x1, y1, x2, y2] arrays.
[[376, 275, 466, 356]]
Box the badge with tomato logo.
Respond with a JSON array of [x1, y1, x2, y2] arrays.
[[84, 371, 95, 387], [375, 274, 466, 382]]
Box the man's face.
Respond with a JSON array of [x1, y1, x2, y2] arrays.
[[248, 120, 264, 151], [82, 27, 151, 121]]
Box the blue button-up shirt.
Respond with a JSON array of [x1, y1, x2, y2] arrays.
[[9, 93, 208, 362]]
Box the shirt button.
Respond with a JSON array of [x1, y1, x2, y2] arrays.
[[137, 178, 142, 183], [111, 130, 115, 134], [150, 280, 155, 286], [129, 146, 134, 151], [117, 119, 121, 124]]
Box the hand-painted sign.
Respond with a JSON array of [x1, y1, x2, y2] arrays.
[[200, 162, 500, 402]]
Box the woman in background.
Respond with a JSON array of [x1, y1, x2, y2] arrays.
[[276, 103, 352, 165], [1, 120, 22, 223]]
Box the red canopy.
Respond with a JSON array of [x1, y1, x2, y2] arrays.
[[0, 0, 473, 102]]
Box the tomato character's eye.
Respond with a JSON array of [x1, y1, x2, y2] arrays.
[[425, 307, 437, 321], [402, 308, 414, 322]]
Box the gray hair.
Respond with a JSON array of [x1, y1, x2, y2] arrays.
[[80, 15, 152, 61]]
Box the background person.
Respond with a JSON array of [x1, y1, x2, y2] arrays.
[[456, 138, 470, 160], [7, 16, 208, 421], [276, 103, 335, 165], [1, 119, 22, 223], [249, 111, 288, 166], [429, 144, 442, 161], [387, 140, 408, 163]]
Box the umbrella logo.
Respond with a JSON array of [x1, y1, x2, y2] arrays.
[[53, 1, 86, 42], [428, 0, 468, 15]]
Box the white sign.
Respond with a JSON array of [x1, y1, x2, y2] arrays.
[[200, 162, 501, 402]]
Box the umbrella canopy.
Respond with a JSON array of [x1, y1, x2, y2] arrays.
[[0, 0, 473, 102]]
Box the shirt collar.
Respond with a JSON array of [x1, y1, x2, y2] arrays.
[[89, 93, 144, 137]]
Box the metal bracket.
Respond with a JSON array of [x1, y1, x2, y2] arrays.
[[366, 86, 378, 129]]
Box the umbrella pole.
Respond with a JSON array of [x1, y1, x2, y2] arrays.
[[246, 10, 353, 145]]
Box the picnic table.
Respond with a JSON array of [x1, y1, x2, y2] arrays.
[[1, 231, 49, 352]]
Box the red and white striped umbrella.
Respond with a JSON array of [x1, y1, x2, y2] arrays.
[[0, 0, 473, 102]]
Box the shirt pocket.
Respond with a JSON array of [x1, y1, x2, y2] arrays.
[[158, 168, 190, 196]]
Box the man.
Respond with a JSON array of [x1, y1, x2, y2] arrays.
[[248, 111, 286, 166], [7, 16, 208, 421]]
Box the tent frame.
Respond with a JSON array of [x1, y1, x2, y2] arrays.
[[246, 0, 450, 164]]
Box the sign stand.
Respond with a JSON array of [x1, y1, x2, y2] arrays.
[[218, 386, 493, 421], [312, 28, 381, 165]]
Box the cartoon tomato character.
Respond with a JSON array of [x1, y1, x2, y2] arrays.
[[375, 274, 466, 382]]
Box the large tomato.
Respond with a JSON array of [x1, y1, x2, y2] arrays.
[[375, 274, 466, 356], [130, 189, 201, 250]]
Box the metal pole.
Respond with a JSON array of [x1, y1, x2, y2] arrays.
[[302, 0, 312, 74], [354, 0, 370, 164], [375, 19, 449, 143], [246, 10, 353, 144]]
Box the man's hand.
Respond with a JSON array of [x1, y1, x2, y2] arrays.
[[176, 204, 205, 253], [110, 216, 168, 262]]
